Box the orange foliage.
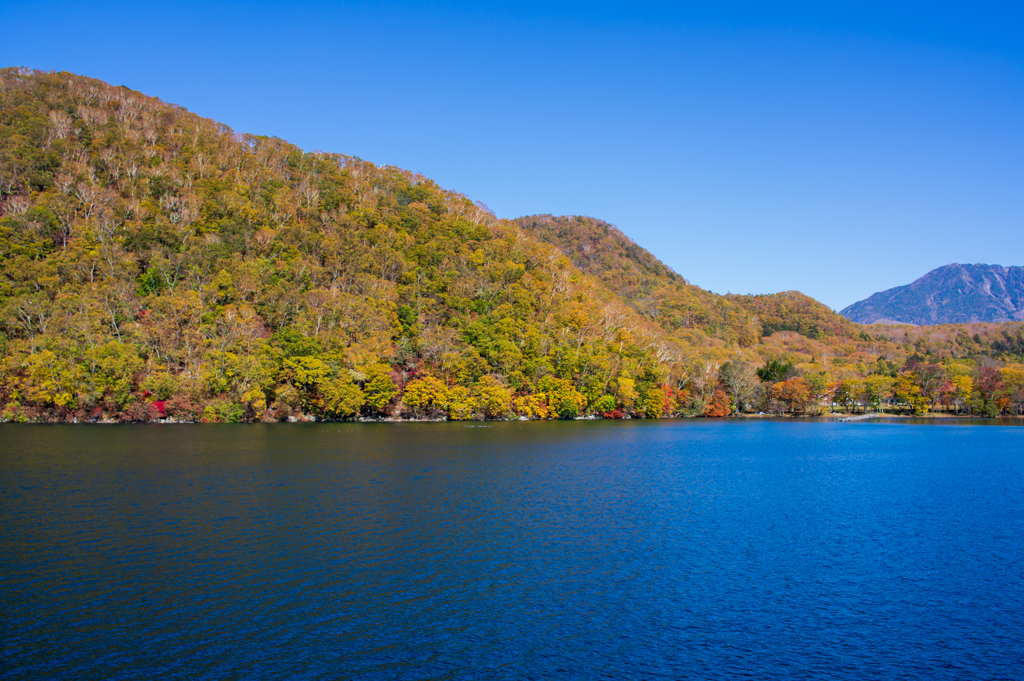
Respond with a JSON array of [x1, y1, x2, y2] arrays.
[[703, 389, 732, 417]]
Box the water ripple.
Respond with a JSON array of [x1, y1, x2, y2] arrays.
[[1, 421, 1023, 679]]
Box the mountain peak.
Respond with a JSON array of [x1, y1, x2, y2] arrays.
[[840, 263, 1024, 325]]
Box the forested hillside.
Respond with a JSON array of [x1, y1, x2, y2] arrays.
[[1, 68, 1022, 421], [0, 68, 708, 422], [514, 215, 759, 347]]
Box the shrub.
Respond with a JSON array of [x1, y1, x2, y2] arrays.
[[202, 399, 244, 423], [165, 394, 200, 421], [121, 400, 160, 423], [0, 402, 29, 423], [590, 394, 617, 415]]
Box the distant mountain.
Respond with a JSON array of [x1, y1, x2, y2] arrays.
[[840, 264, 1024, 325]]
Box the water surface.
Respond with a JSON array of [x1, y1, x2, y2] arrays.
[[2, 420, 1023, 679]]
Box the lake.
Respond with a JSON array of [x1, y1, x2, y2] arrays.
[[1, 420, 1023, 679]]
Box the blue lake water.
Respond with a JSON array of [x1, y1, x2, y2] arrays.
[[1, 420, 1023, 680]]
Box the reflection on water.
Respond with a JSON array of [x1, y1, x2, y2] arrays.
[[1, 421, 1023, 679]]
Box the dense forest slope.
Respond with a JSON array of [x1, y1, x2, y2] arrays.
[[1, 68, 1022, 421], [0, 68, 712, 421], [841, 263, 1024, 325]]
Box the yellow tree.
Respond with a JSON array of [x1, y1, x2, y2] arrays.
[[639, 385, 666, 418], [1000, 367, 1024, 415], [537, 376, 587, 419], [446, 386, 475, 421], [360, 364, 398, 415], [833, 378, 863, 413], [402, 376, 449, 418], [950, 375, 973, 414], [513, 394, 549, 419], [472, 376, 513, 419], [321, 377, 364, 418], [893, 372, 930, 414]]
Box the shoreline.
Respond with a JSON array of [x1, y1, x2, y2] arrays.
[[2, 413, 1020, 425]]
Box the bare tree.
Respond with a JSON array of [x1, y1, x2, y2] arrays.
[[719, 361, 763, 413]]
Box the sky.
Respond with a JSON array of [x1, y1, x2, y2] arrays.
[[2, 1, 1022, 310]]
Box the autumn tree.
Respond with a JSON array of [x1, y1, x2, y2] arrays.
[[771, 377, 812, 415], [703, 389, 732, 417], [402, 376, 449, 418]]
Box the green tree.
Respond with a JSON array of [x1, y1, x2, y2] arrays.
[[322, 376, 364, 418], [361, 364, 398, 414], [638, 385, 666, 418], [537, 376, 586, 419], [862, 375, 894, 412]]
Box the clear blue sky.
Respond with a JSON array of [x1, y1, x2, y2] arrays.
[[3, 1, 1022, 309]]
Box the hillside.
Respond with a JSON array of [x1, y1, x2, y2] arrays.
[[1, 68, 695, 422], [514, 215, 872, 348], [513, 215, 759, 347], [841, 264, 1024, 325], [0, 68, 1022, 421], [725, 291, 865, 341]]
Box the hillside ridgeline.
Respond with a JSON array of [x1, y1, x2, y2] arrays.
[[514, 215, 759, 347]]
